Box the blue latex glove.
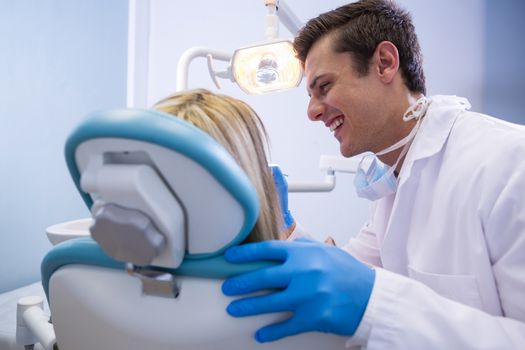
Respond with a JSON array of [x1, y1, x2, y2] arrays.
[[222, 239, 375, 342], [269, 165, 294, 229]]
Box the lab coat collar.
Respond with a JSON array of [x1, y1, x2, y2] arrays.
[[398, 95, 470, 186], [380, 96, 471, 274]]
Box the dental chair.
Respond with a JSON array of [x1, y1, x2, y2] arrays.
[[37, 109, 348, 349]]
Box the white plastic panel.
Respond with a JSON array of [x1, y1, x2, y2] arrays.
[[50, 266, 348, 350], [75, 138, 245, 255], [81, 163, 185, 268]]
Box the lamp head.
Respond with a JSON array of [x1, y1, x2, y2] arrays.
[[232, 39, 303, 95]]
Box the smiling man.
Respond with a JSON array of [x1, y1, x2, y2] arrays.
[[303, 32, 420, 166], [222, 1, 525, 348]]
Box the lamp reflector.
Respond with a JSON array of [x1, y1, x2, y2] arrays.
[[232, 40, 302, 95]]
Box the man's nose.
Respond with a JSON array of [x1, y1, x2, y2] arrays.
[[307, 98, 324, 121]]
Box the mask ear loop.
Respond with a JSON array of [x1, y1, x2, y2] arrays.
[[383, 114, 425, 181], [376, 95, 429, 157], [376, 112, 423, 157], [358, 96, 429, 180], [403, 96, 429, 122]]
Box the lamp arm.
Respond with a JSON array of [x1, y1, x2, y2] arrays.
[[286, 155, 366, 193], [288, 170, 336, 193], [176, 47, 232, 91], [277, 0, 303, 36]]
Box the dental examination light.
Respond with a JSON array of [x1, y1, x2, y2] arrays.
[[231, 0, 302, 94], [175, 1, 358, 193], [176, 0, 303, 94]]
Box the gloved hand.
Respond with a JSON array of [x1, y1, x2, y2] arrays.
[[222, 239, 375, 342], [269, 165, 295, 230]]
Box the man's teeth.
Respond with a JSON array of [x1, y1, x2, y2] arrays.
[[329, 117, 344, 132]]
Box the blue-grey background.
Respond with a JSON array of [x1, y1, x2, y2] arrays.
[[0, 0, 128, 292], [483, 0, 525, 123]]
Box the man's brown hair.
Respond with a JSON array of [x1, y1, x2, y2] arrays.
[[293, 0, 426, 94]]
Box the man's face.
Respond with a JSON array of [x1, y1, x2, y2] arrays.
[[305, 35, 391, 157]]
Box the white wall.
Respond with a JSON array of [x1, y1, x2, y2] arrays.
[[401, 0, 485, 110], [143, 0, 485, 245], [0, 0, 128, 292]]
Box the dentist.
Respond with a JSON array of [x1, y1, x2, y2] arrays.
[[222, 0, 525, 348]]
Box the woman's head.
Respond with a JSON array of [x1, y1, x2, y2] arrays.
[[153, 89, 283, 242]]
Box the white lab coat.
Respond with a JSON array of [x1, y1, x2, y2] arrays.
[[344, 95, 525, 349]]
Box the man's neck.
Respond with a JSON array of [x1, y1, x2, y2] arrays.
[[376, 92, 424, 169]]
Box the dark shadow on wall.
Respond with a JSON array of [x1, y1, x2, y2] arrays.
[[483, 0, 525, 124]]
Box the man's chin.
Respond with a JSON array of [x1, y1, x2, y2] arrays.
[[340, 146, 356, 158]]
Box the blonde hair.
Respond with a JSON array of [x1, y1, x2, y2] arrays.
[[154, 89, 283, 242]]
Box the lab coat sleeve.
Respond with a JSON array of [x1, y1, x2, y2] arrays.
[[342, 203, 383, 267], [346, 268, 525, 349], [484, 157, 525, 324]]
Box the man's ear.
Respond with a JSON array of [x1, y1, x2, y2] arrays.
[[373, 41, 399, 84]]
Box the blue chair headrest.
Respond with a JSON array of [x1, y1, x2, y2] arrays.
[[65, 109, 260, 266]]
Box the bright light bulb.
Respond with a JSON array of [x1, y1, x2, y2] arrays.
[[232, 39, 303, 95], [256, 53, 279, 84]]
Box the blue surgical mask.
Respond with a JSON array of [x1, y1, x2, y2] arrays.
[[353, 96, 429, 201], [354, 156, 397, 201]]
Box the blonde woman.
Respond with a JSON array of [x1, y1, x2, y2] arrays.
[[154, 88, 294, 242]]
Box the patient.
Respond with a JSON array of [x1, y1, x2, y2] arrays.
[[154, 89, 287, 243]]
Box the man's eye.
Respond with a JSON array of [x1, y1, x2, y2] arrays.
[[320, 82, 330, 92]]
